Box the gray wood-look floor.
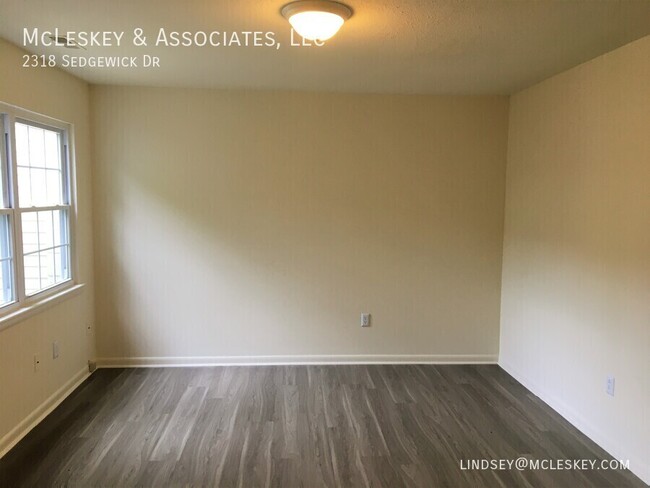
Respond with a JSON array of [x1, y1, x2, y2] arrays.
[[0, 365, 645, 487]]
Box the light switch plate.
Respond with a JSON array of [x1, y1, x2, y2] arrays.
[[361, 313, 371, 327]]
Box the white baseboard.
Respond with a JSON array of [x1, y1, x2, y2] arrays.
[[499, 360, 650, 486], [97, 353, 498, 368], [0, 366, 90, 459]]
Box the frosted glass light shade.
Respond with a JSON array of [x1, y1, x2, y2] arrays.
[[282, 1, 352, 41]]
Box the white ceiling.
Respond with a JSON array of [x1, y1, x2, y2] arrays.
[[2, 0, 650, 94]]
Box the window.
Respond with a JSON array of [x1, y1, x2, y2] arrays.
[[0, 103, 75, 313]]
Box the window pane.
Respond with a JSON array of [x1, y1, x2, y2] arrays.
[[23, 252, 41, 296], [22, 209, 71, 296], [24, 245, 70, 296], [46, 169, 63, 203], [0, 215, 14, 306], [0, 214, 12, 260], [53, 209, 68, 247], [21, 211, 39, 254], [15, 123, 29, 166], [54, 245, 70, 283], [22, 210, 69, 254], [30, 168, 47, 206], [44, 130, 61, 169], [38, 210, 54, 250], [0, 259, 14, 306], [15, 122, 64, 207], [38, 248, 55, 290], [28, 126, 45, 167], [17, 167, 32, 207]]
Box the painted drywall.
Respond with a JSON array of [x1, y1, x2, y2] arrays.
[[4, 1, 650, 94], [500, 35, 650, 484], [91, 87, 508, 362], [0, 39, 95, 451]]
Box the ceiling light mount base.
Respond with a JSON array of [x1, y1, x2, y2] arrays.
[[281, 0, 353, 20]]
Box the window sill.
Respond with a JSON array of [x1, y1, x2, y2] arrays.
[[0, 283, 85, 332]]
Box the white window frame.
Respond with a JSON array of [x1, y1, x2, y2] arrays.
[[0, 102, 78, 317]]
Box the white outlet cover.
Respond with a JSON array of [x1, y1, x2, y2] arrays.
[[606, 375, 615, 396], [361, 313, 371, 327]]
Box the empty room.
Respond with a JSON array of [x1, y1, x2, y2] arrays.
[[0, 1, 648, 486]]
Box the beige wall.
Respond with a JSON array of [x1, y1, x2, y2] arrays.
[[0, 39, 95, 452], [500, 36, 650, 484], [91, 86, 509, 362]]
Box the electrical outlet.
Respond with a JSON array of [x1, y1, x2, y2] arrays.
[[53, 341, 60, 359], [34, 354, 41, 372], [361, 313, 371, 327], [606, 375, 615, 396]]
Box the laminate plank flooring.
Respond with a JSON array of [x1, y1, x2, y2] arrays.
[[0, 365, 645, 487]]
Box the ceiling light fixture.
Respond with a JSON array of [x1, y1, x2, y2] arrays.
[[281, 0, 353, 42]]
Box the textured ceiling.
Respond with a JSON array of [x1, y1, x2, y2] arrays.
[[1, 0, 650, 94]]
